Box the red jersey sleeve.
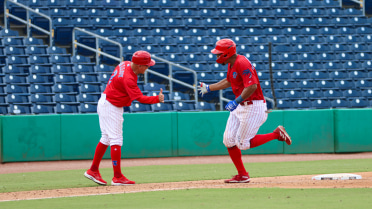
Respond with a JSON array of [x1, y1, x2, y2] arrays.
[[237, 60, 259, 88], [125, 77, 159, 104]]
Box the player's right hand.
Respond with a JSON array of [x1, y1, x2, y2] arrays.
[[198, 82, 210, 97], [158, 88, 164, 103]]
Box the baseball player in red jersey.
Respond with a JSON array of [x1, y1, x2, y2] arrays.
[[198, 39, 292, 183], [84, 51, 164, 186]]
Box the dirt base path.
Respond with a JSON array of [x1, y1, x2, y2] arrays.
[[1, 172, 371, 202], [1, 153, 372, 202]]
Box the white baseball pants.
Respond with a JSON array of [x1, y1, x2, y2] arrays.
[[97, 94, 124, 146], [223, 100, 268, 150]]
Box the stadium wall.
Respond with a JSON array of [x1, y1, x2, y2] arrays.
[[1, 109, 371, 163]]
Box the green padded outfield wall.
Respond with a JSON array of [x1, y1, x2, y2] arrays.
[[334, 109, 372, 152], [283, 110, 335, 154], [1, 109, 372, 163], [0, 115, 61, 162]]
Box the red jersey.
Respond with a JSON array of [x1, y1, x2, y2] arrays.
[[103, 61, 159, 107], [226, 55, 265, 101]]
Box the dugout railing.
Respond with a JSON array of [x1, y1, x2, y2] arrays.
[[4, 0, 53, 44]]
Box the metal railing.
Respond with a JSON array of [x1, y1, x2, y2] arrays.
[[145, 55, 198, 105], [72, 27, 123, 65], [4, 0, 52, 44]]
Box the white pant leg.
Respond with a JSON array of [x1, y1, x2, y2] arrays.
[[223, 110, 240, 148], [98, 94, 124, 146], [236, 101, 268, 150]]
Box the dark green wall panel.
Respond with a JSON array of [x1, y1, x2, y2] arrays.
[[334, 109, 372, 152], [283, 110, 335, 154], [1, 115, 61, 162]]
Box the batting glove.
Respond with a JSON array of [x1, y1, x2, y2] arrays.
[[225, 100, 239, 112], [198, 82, 210, 97]]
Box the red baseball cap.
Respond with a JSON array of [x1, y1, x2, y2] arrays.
[[131, 51, 156, 66]]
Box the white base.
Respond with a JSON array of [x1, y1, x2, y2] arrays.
[[312, 173, 362, 180]]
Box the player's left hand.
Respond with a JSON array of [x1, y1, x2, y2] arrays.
[[158, 88, 164, 103], [225, 100, 238, 112]]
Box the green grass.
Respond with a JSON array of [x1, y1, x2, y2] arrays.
[[0, 158, 371, 209], [0, 158, 371, 193], [1, 188, 372, 209]]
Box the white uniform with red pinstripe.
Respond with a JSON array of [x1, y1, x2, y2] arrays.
[[222, 55, 267, 150], [223, 100, 267, 150], [97, 93, 124, 146]]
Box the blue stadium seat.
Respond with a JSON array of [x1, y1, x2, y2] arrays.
[[52, 64, 74, 73], [80, 103, 97, 113], [25, 46, 47, 55], [97, 72, 111, 83], [77, 74, 99, 83], [276, 99, 292, 109], [29, 55, 50, 65], [356, 26, 372, 34], [152, 102, 173, 112], [331, 99, 349, 108], [317, 52, 335, 61], [47, 46, 67, 54], [276, 80, 298, 89], [195, 101, 215, 111], [335, 80, 354, 89], [350, 98, 369, 108], [284, 90, 304, 99], [143, 82, 166, 92], [6, 56, 28, 65], [30, 84, 53, 93], [361, 89, 372, 97], [290, 70, 308, 79], [71, 55, 91, 63], [78, 93, 100, 102], [173, 101, 195, 111], [273, 71, 290, 80], [5, 46, 25, 55], [30, 94, 54, 103], [80, 83, 101, 93], [317, 80, 335, 89], [355, 79, 372, 88], [9, 104, 32, 114], [6, 94, 29, 103], [324, 89, 343, 98], [286, 62, 303, 71], [32, 104, 55, 114], [73, 63, 95, 73], [343, 89, 362, 98], [24, 37, 44, 45], [56, 103, 79, 113], [304, 89, 324, 98], [53, 83, 79, 93], [329, 70, 348, 79], [292, 99, 311, 109], [28, 74, 54, 83], [350, 43, 369, 52], [4, 74, 27, 84], [310, 71, 329, 80], [298, 80, 317, 89], [312, 99, 331, 109], [6, 84, 29, 94], [355, 52, 372, 60], [170, 91, 190, 101], [55, 74, 77, 83], [130, 102, 152, 113], [2, 37, 24, 46], [96, 64, 113, 72], [0, 29, 19, 37]]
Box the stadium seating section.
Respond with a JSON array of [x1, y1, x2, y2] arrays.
[[0, 0, 372, 114]]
